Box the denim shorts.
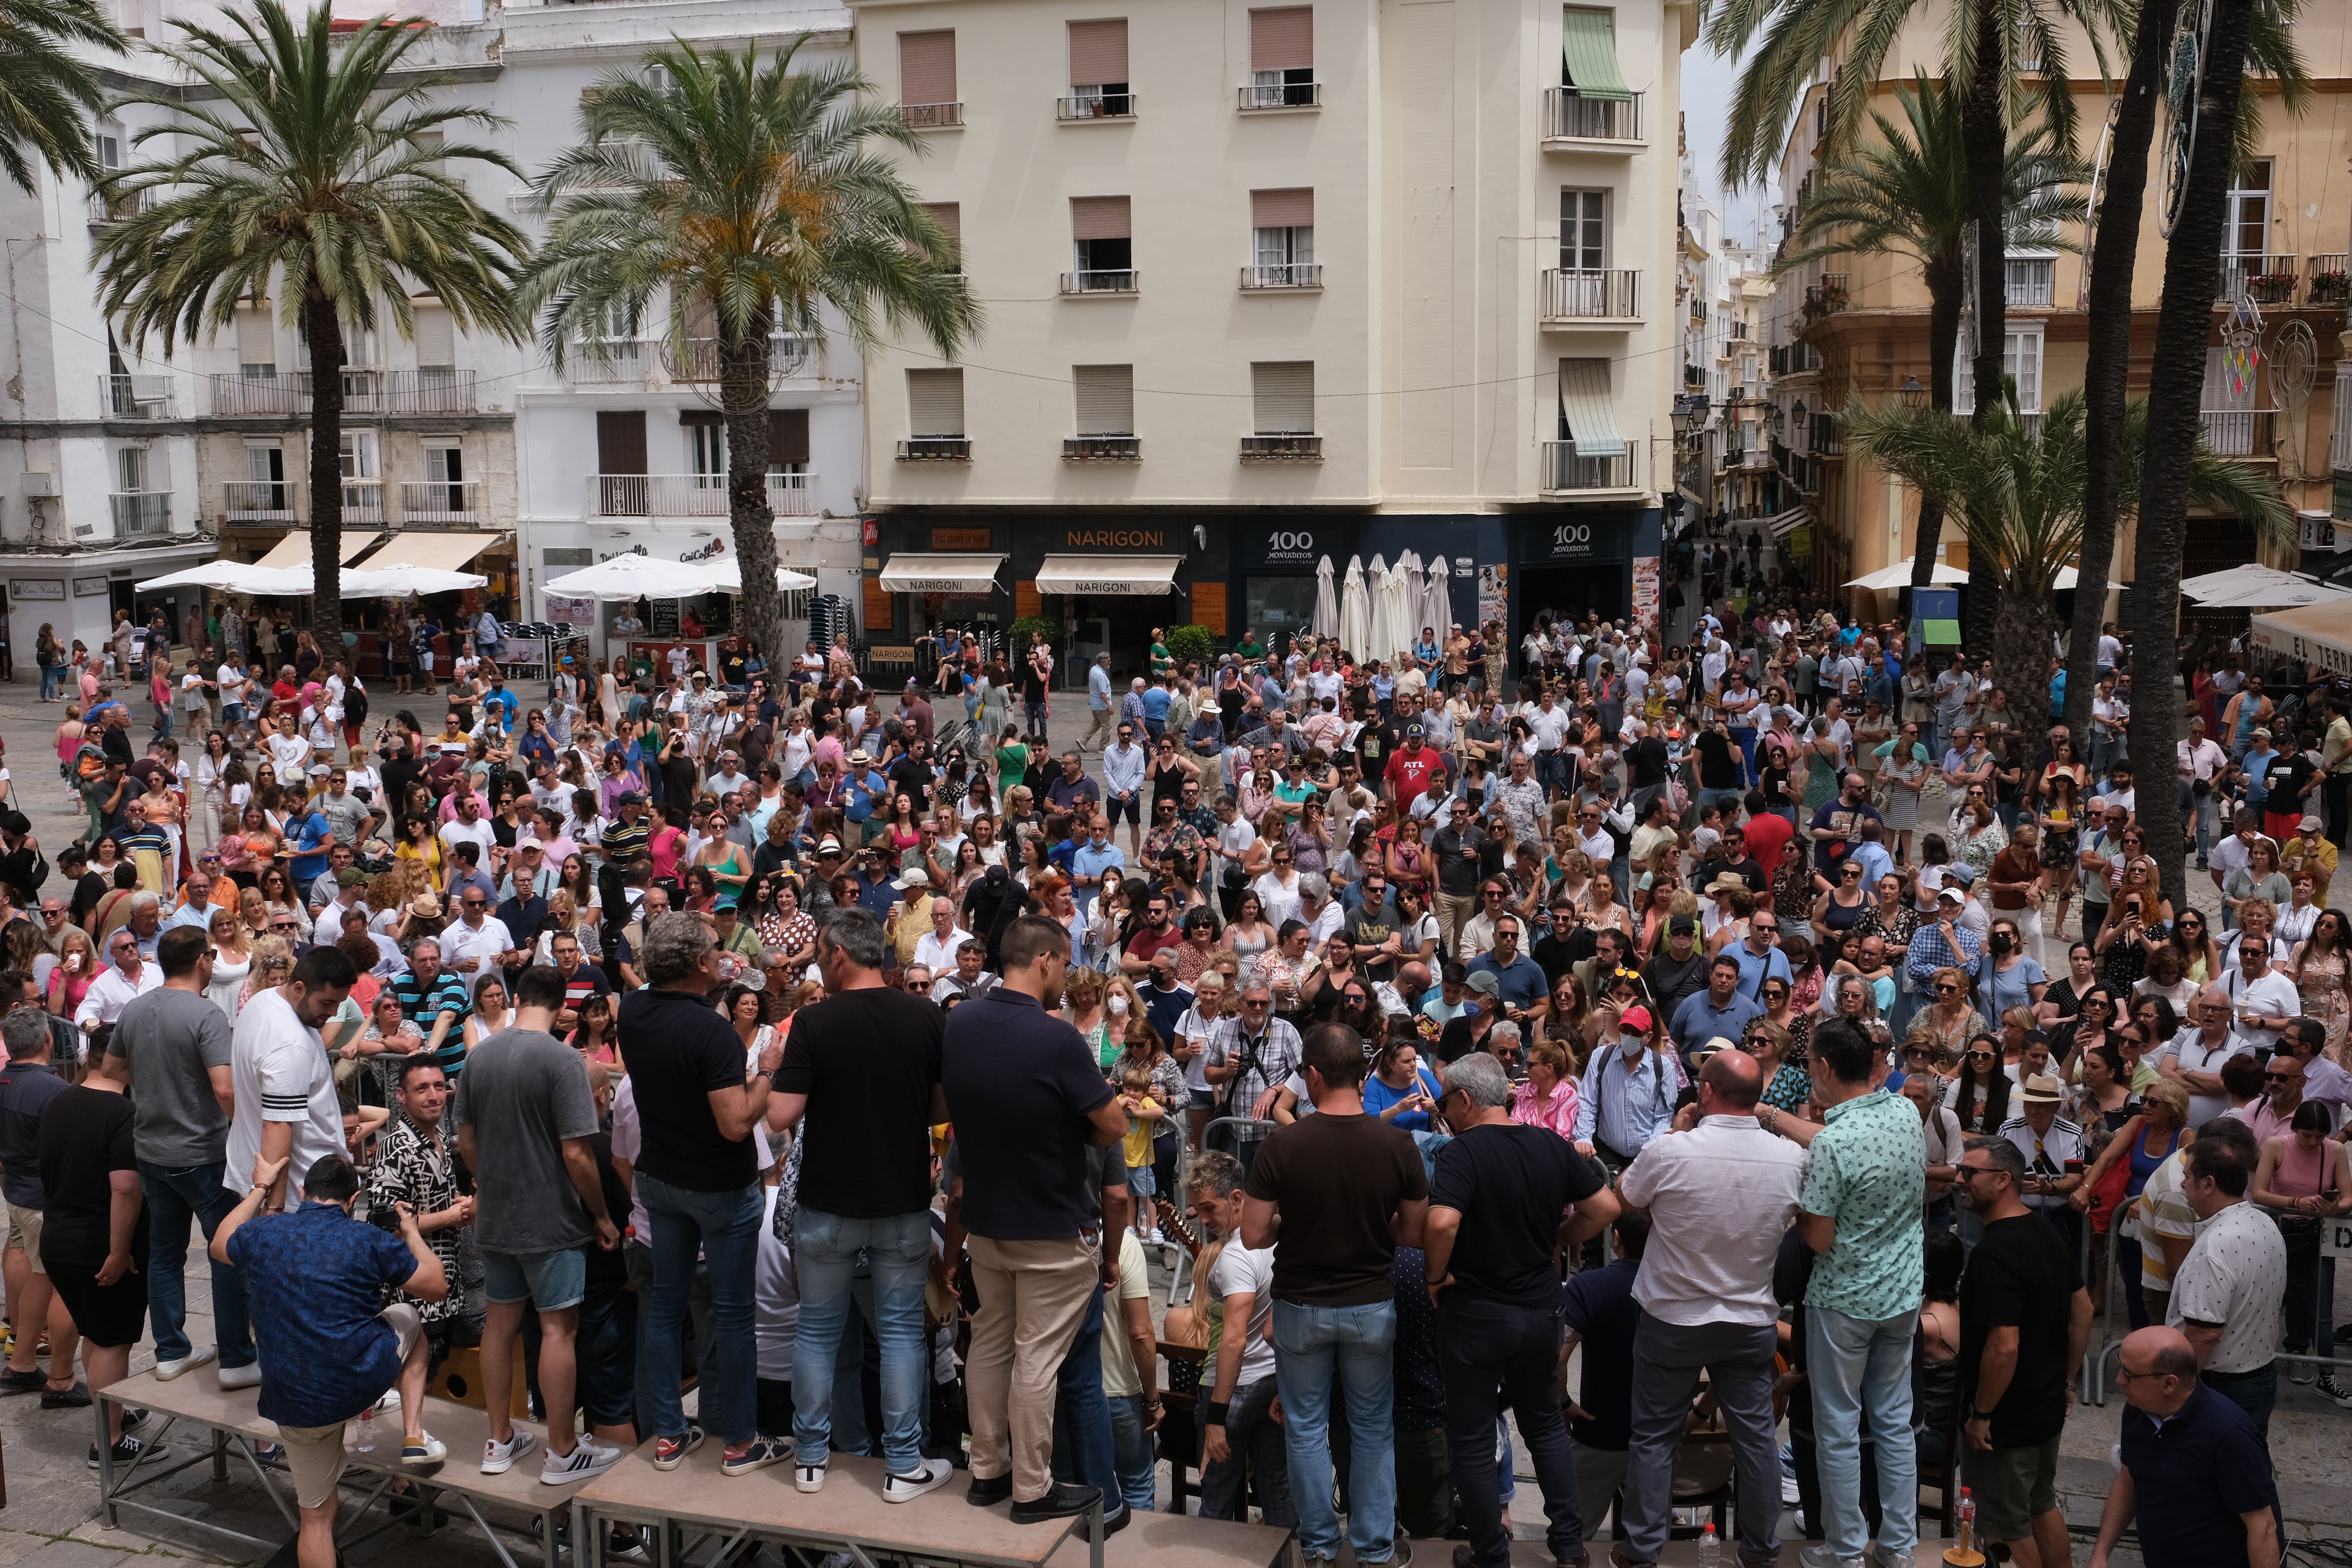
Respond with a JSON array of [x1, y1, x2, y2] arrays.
[[1125, 1163, 1155, 1198], [481, 1245, 586, 1311]]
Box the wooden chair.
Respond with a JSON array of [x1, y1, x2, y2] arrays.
[[1156, 1340, 1208, 1513]]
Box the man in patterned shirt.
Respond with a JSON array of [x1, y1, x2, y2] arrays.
[[1142, 798, 1206, 885], [1202, 980, 1302, 1180], [362, 1055, 471, 1451], [1492, 750, 1547, 857], [388, 939, 471, 1079]]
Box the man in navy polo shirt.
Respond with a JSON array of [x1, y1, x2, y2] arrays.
[[1464, 914, 1547, 1017], [2089, 1326, 2280, 1568], [1669, 956, 1765, 1061]]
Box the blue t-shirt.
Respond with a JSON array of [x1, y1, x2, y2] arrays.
[[1465, 952, 1547, 1011], [1723, 940, 1792, 1003], [228, 1202, 418, 1429], [1560, 1256, 1642, 1450], [481, 686, 519, 728], [1141, 687, 1172, 725], [1363, 1065, 1442, 1132], [287, 812, 335, 885]]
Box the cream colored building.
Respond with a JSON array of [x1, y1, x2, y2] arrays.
[[850, 0, 1690, 671]]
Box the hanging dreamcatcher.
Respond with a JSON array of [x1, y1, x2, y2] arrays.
[[2158, 0, 2212, 239], [2222, 297, 2263, 398]]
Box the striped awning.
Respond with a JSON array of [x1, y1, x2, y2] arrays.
[[1764, 507, 1811, 538], [257, 532, 376, 569], [1560, 8, 1632, 100], [1559, 359, 1627, 458]]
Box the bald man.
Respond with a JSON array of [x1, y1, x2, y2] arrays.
[[2089, 1327, 2280, 1568]]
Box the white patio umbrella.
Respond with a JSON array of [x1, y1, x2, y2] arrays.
[[1339, 555, 1368, 657], [136, 561, 303, 594], [542, 553, 728, 602], [1382, 554, 1416, 663], [702, 559, 821, 594], [1395, 551, 1423, 652], [340, 566, 490, 598], [1421, 554, 1456, 640], [1366, 554, 1392, 667], [1312, 555, 1339, 640]]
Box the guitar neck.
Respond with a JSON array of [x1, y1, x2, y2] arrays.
[[1156, 1198, 1203, 1259]]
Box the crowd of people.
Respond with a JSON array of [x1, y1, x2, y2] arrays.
[[0, 575, 2325, 1568]]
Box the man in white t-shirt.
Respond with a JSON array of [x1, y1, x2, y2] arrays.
[[1185, 1150, 1282, 1528], [2158, 988, 2252, 1128], [2223, 936, 2300, 1057], [226, 946, 358, 1200], [440, 885, 516, 979], [438, 792, 498, 864]]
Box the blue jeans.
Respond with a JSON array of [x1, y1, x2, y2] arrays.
[[1729, 727, 1758, 784], [1698, 786, 1743, 821], [791, 1206, 933, 1474], [636, 1174, 760, 1447], [2191, 790, 2217, 860], [1272, 1299, 1400, 1561], [1806, 1305, 1918, 1560], [1105, 1393, 1156, 1514], [37, 665, 60, 701], [1047, 1283, 1117, 1504], [138, 1160, 254, 1369]]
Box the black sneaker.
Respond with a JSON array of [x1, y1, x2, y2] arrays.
[[89, 1434, 167, 1470], [1009, 1484, 1101, 1525], [966, 1474, 1013, 1508], [606, 1527, 647, 1560], [0, 1367, 44, 1393], [42, 1382, 91, 1409]]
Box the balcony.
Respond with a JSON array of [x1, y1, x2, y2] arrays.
[[340, 479, 385, 523], [1061, 270, 1139, 296], [1057, 91, 1135, 121], [400, 480, 480, 525], [86, 188, 147, 229], [1239, 435, 1322, 462], [1801, 274, 1850, 323], [1063, 436, 1141, 461], [386, 369, 476, 414], [100, 374, 176, 418], [896, 438, 971, 462], [2310, 254, 2349, 306], [900, 101, 963, 129], [560, 341, 651, 386], [2199, 409, 2274, 458], [2334, 372, 2352, 471], [1539, 268, 1642, 326], [586, 471, 820, 517], [1540, 442, 1640, 494], [109, 491, 171, 536], [1240, 263, 1322, 290], [1683, 363, 1705, 389], [1739, 448, 1774, 471], [660, 334, 817, 384], [1540, 88, 1642, 146], [1239, 81, 1319, 110], [201, 370, 384, 416], [1728, 321, 1750, 341], [222, 479, 297, 523], [2217, 255, 2298, 306]]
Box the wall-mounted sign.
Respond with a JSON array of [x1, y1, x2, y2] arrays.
[[1234, 526, 1322, 572], [74, 577, 110, 597], [932, 527, 993, 550], [9, 579, 63, 602], [1522, 520, 1629, 565], [1063, 527, 1166, 550]]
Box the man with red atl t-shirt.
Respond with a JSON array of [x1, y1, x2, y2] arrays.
[[1382, 724, 1448, 812]]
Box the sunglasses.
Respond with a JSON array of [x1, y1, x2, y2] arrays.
[[1937, 985, 1961, 996]]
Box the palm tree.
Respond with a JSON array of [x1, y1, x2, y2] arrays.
[[93, 0, 528, 653], [0, 0, 124, 194], [1842, 387, 2289, 726], [1773, 72, 2082, 590], [520, 38, 978, 673]]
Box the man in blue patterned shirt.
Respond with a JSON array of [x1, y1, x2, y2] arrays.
[[389, 938, 471, 1078]]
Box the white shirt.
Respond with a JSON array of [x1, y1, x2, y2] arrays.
[[1253, 870, 1303, 928], [2223, 966, 2300, 1054], [439, 817, 496, 862], [266, 732, 312, 776], [913, 926, 974, 973], [2159, 1026, 2252, 1129], [74, 962, 161, 1029], [1999, 1114, 2084, 1208], [2167, 1199, 2287, 1374], [1615, 1114, 1807, 1326], [226, 987, 345, 1196], [442, 915, 515, 975]]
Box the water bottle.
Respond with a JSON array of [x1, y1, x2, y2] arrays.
[[355, 1407, 378, 1455], [1957, 1485, 1977, 1554], [1697, 1521, 1719, 1568]]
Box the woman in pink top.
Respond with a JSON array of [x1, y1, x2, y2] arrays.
[[1510, 1036, 1582, 1141], [647, 805, 688, 884]]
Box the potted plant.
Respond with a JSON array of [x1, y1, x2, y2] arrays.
[[2311, 270, 2349, 304], [2248, 271, 2297, 305]]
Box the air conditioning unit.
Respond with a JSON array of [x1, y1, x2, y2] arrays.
[[21, 472, 56, 497]]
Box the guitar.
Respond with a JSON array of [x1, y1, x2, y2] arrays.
[[1155, 1198, 1204, 1260]]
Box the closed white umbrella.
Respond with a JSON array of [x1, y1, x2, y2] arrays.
[[1382, 554, 1415, 664], [1366, 554, 1392, 668], [1340, 555, 1368, 658], [1396, 551, 1423, 655], [1312, 555, 1339, 640], [1430, 555, 1459, 640]]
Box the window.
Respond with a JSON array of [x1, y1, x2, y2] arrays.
[[2004, 257, 2055, 308], [1249, 188, 1315, 286], [237, 306, 275, 372], [1951, 325, 2044, 415], [897, 31, 959, 126], [1559, 8, 1632, 100], [921, 202, 962, 273], [2225, 160, 2272, 260], [421, 446, 467, 513], [413, 307, 455, 369], [1246, 7, 1315, 107], [1073, 364, 1135, 436], [1560, 188, 1607, 270], [414, 129, 445, 178], [767, 409, 810, 477], [687, 415, 727, 485], [1067, 19, 1132, 116], [908, 368, 966, 436], [245, 441, 287, 510], [2200, 346, 2259, 456], [117, 446, 145, 493], [1069, 196, 1134, 290], [1251, 361, 1314, 433], [338, 431, 379, 511]]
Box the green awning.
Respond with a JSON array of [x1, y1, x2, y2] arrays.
[[1923, 618, 1963, 645], [1561, 9, 1632, 101]]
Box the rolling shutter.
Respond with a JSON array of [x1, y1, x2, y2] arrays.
[[1251, 361, 1314, 434], [1071, 196, 1132, 240], [413, 308, 454, 367], [1251, 188, 1314, 227], [596, 410, 648, 473], [1560, 9, 1632, 100], [1073, 365, 1135, 436], [678, 408, 721, 427], [908, 368, 965, 437], [1068, 18, 1129, 84], [899, 31, 957, 105], [922, 201, 960, 241], [1250, 6, 1312, 70], [236, 307, 274, 366], [769, 407, 810, 463], [1558, 358, 1626, 456]]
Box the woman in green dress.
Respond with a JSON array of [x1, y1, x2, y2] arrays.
[[1149, 628, 1174, 681], [992, 724, 1030, 786]]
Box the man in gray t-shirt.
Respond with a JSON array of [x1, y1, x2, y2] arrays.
[[107, 930, 254, 1380], [453, 965, 621, 1480]]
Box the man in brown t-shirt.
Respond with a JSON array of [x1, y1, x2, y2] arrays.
[[1240, 1022, 1429, 1565]]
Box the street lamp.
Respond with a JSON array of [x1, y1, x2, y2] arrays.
[[1899, 375, 1927, 409], [1792, 400, 1810, 429]]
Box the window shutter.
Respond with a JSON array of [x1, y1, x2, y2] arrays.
[[1251, 188, 1314, 228], [596, 410, 648, 474], [1559, 8, 1632, 100], [1071, 196, 1132, 240], [908, 369, 966, 436], [1073, 365, 1135, 436], [922, 201, 961, 241], [678, 409, 722, 427], [769, 407, 811, 463], [1068, 18, 1129, 84], [898, 31, 958, 106], [1250, 7, 1313, 70], [237, 308, 274, 366], [1251, 361, 1314, 434], [413, 308, 455, 368]]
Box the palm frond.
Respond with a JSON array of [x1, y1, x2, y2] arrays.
[[0, 0, 124, 191]]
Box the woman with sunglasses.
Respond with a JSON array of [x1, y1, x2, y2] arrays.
[[1768, 836, 1816, 946], [2249, 1098, 2352, 1380], [1920, 964, 1987, 1057], [2049, 983, 2124, 1079], [1942, 1030, 2014, 1136], [2276, 870, 2323, 950], [1974, 916, 2046, 1024], [2132, 943, 2197, 1019], [1743, 1019, 1810, 1111], [1810, 854, 1871, 949], [1872, 721, 1930, 865]]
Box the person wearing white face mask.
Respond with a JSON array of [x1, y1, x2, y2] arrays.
[[1571, 1003, 1678, 1177]]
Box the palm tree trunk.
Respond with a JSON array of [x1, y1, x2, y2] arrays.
[[721, 306, 784, 679], [2066, 0, 2176, 744], [2133, 0, 2254, 914], [304, 292, 346, 655], [1907, 263, 1963, 594], [1962, 4, 2008, 432], [1994, 574, 2058, 728]]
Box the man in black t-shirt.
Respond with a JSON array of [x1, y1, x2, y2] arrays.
[[1423, 1052, 1619, 1568], [1955, 1135, 2093, 1568]]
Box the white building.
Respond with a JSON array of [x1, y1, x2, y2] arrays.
[[850, 0, 1692, 672]]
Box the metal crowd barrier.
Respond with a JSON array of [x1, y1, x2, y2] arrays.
[[1166, 1116, 1276, 1312]]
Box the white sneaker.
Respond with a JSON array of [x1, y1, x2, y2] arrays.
[[794, 1462, 827, 1494], [881, 1456, 954, 1504], [482, 1429, 538, 1475], [542, 1439, 624, 1486], [401, 1432, 447, 1467], [155, 1347, 216, 1381], [1797, 1548, 1865, 1568], [217, 1363, 262, 1390], [1145, 1228, 1166, 1246]]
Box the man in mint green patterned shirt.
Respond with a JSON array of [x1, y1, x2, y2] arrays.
[[1791, 1016, 1923, 1568]]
